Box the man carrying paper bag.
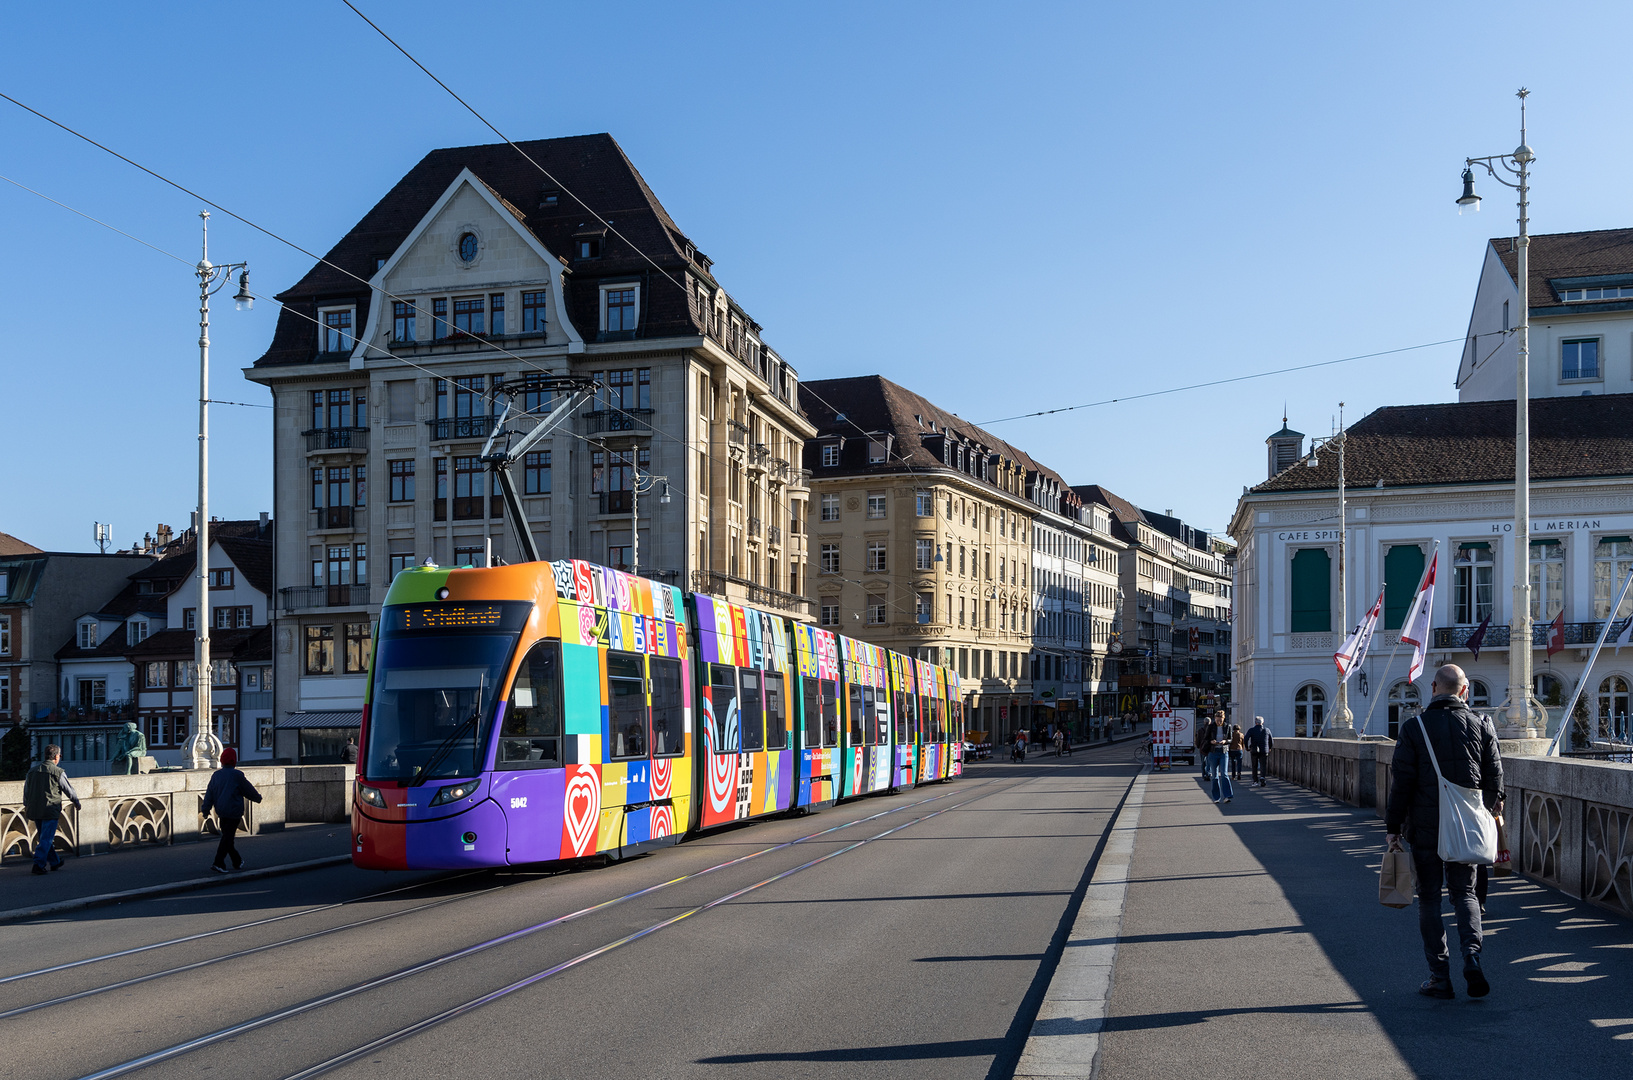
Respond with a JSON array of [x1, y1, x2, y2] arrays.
[[1385, 664, 1503, 1001]]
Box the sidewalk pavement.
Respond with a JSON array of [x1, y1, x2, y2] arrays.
[[0, 822, 353, 923], [1020, 763, 1633, 1080]]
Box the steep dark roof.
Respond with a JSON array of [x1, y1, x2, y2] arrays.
[[1251, 393, 1633, 494], [0, 531, 41, 555], [1492, 227, 1633, 307], [798, 376, 1079, 506], [233, 625, 272, 663], [55, 617, 138, 661], [1073, 485, 1146, 528], [254, 134, 715, 367], [218, 537, 275, 597], [125, 626, 262, 660]]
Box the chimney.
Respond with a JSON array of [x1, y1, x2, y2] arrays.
[[259, 511, 269, 537]]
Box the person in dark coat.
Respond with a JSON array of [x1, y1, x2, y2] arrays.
[[1385, 663, 1503, 1000], [23, 744, 81, 875], [201, 747, 262, 873], [1245, 716, 1274, 786]]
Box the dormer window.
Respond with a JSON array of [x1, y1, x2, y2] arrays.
[[1561, 285, 1633, 301], [821, 443, 841, 467], [540, 190, 560, 210], [578, 238, 602, 259], [319, 306, 356, 354], [127, 619, 149, 646], [78, 620, 98, 649]]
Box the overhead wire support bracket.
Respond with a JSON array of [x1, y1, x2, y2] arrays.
[[479, 376, 600, 564]]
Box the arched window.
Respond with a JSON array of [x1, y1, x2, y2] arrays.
[[1597, 676, 1630, 741], [1534, 673, 1564, 708], [1293, 683, 1326, 737], [1387, 681, 1421, 740], [1469, 680, 1490, 708]]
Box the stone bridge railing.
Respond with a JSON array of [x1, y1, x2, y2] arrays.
[[1269, 738, 1633, 920], [0, 765, 354, 864]]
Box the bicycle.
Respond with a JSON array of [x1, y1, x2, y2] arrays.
[[1132, 740, 1152, 765]]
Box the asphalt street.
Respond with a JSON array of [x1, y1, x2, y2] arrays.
[[1, 741, 1139, 1080]]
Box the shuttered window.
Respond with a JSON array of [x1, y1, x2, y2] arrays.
[[1290, 549, 1331, 633], [1383, 544, 1425, 630]]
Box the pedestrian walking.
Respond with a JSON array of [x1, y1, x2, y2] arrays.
[[1204, 715, 1233, 802], [1054, 728, 1066, 756], [1195, 710, 1212, 778], [1384, 664, 1503, 1000], [23, 744, 81, 875], [1245, 716, 1273, 786], [201, 748, 263, 873], [1228, 723, 1246, 781]]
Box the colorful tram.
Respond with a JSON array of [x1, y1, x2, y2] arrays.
[[353, 558, 964, 870]]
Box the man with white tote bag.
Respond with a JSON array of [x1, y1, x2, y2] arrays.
[[1385, 664, 1503, 1000]]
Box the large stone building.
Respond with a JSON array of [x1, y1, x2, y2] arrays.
[[246, 134, 816, 729], [798, 376, 1128, 742]]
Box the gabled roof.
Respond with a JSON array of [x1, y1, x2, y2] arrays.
[[254, 134, 714, 367], [0, 531, 41, 556], [1073, 484, 1147, 529], [1491, 227, 1633, 307], [1249, 392, 1633, 494], [217, 537, 275, 597]]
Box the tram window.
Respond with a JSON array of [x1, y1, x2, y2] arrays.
[[711, 664, 739, 754], [933, 697, 946, 742], [874, 690, 891, 746], [820, 678, 840, 747], [861, 686, 878, 746], [765, 676, 788, 750], [919, 697, 931, 741], [802, 677, 821, 749], [740, 668, 765, 751], [894, 692, 910, 744], [848, 684, 866, 745], [498, 640, 562, 770], [608, 652, 648, 760], [650, 656, 684, 757]]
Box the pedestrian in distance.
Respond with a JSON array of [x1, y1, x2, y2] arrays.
[[343, 737, 359, 764], [1228, 723, 1246, 781], [1011, 731, 1027, 763], [1195, 710, 1213, 778], [1205, 715, 1233, 803], [1246, 716, 1273, 786], [1054, 728, 1066, 756], [1385, 663, 1503, 1001], [23, 744, 81, 875], [201, 747, 263, 874]]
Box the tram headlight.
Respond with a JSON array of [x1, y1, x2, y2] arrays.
[[429, 781, 479, 806], [357, 784, 386, 808]]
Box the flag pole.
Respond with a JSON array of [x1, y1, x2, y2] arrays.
[[1360, 542, 1439, 737], [1545, 562, 1633, 756]]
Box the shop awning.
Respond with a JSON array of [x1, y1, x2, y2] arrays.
[[277, 710, 362, 730]]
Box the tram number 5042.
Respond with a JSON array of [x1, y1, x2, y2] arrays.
[[510, 797, 528, 809]]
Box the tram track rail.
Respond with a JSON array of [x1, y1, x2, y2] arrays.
[[59, 778, 1010, 1080]]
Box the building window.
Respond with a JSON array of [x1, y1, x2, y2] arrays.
[[345, 622, 372, 674], [1387, 681, 1421, 740], [821, 444, 840, 467], [1382, 544, 1425, 630], [209, 568, 234, 589], [916, 592, 933, 624], [392, 301, 416, 342], [432, 298, 449, 339], [214, 606, 252, 629], [524, 450, 552, 494], [1293, 683, 1325, 737], [1530, 540, 1565, 620], [127, 619, 147, 646], [869, 440, 887, 463], [1598, 676, 1631, 740], [1594, 536, 1633, 619], [145, 661, 169, 689], [521, 290, 548, 333], [1562, 285, 1633, 301], [867, 542, 887, 573], [916, 489, 932, 517], [1290, 548, 1331, 633], [1470, 680, 1490, 708], [820, 604, 839, 627], [820, 544, 839, 574], [389, 459, 416, 502], [866, 596, 887, 624], [184, 608, 197, 631], [489, 293, 505, 335], [453, 296, 485, 335], [915, 539, 934, 570], [867, 494, 887, 519], [579, 238, 602, 259], [389, 553, 416, 579], [1453, 543, 1494, 625], [0, 674, 7, 713], [78, 621, 97, 649], [321, 308, 354, 353], [602, 368, 651, 412], [305, 625, 335, 675], [821, 493, 840, 521], [605, 287, 637, 332], [1562, 338, 1600, 380]]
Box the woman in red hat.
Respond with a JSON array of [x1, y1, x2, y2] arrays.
[[201, 747, 262, 873]]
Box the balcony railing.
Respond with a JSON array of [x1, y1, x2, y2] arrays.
[[767, 525, 783, 545], [769, 458, 791, 480], [749, 443, 771, 467], [748, 516, 762, 537], [1432, 621, 1614, 650], [582, 407, 654, 434], [426, 416, 497, 441], [281, 584, 367, 612], [690, 569, 812, 615], [727, 421, 750, 446], [310, 506, 355, 530], [304, 427, 369, 452]]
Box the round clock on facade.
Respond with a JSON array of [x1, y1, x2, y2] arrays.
[[459, 233, 478, 262]]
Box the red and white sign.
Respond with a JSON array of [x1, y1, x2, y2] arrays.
[[1150, 691, 1173, 767]]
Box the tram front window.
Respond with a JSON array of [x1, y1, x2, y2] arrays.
[[500, 640, 562, 769], [365, 633, 515, 782]]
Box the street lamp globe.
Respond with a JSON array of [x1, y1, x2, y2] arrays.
[[1456, 167, 1482, 213]]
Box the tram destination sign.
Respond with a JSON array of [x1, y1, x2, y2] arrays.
[[383, 601, 532, 631]]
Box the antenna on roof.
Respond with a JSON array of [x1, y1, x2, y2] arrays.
[[94, 522, 111, 554]]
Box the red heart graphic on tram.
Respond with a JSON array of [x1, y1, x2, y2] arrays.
[[563, 765, 599, 856]]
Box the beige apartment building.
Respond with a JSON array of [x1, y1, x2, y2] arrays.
[[246, 135, 813, 733], [799, 376, 1129, 743]]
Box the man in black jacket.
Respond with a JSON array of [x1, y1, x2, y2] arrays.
[[1385, 664, 1503, 1000], [1245, 716, 1273, 786]]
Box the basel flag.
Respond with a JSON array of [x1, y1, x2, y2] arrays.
[[1400, 551, 1438, 683], [1335, 586, 1385, 682]]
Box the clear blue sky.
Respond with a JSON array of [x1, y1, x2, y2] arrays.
[[6, 1, 1633, 553]]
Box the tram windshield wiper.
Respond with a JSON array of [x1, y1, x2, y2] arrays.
[[410, 675, 485, 786]]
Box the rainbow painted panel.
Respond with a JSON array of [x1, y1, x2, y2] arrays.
[[795, 624, 841, 681], [694, 596, 797, 828], [800, 745, 837, 806]]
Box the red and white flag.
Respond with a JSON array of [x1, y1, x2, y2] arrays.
[[1546, 609, 1566, 657], [1335, 586, 1385, 682], [1400, 550, 1438, 683]]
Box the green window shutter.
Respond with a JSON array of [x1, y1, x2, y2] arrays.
[[1384, 545, 1426, 630], [1290, 549, 1332, 633]]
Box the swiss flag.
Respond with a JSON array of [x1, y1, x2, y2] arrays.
[[1546, 609, 1566, 657]]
